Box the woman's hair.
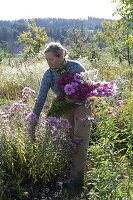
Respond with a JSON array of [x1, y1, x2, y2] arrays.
[[44, 42, 67, 57]]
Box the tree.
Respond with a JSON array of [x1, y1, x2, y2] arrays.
[[64, 27, 91, 59], [95, 20, 133, 65], [18, 19, 48, 60], [113, 0, 133, 22], [113, 0, 133, 48], [0, 48, 12, 64], [87, 42, 101, 62]]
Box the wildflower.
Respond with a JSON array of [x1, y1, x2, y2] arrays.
[[107, 108, 116, 115], [22, 87, 35, 102], [25, 112, 37, 123], [74, 73, 81, 82], [0, 111, 8, 118], [0, 112, 9, 122], [59, 117, 72, 131], [88, 90, 98, 97], [117, 100, 124, 106], [9, 101, 25, 112], [64, 84, 76, 95], [71, 81, 78, 88], [80, 69, 98, 83], [45, 116, 59, 127], [97, 81, 118, 96], [45, 117, 71, 132]]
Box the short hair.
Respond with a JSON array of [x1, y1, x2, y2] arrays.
[[44, 42, 67, 57]]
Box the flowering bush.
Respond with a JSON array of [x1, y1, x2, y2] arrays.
[[0, 87, 78, 199], [47, 70, 118, 117]]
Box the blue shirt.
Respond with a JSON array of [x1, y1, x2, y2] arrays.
[[33, 59, 86, 118]]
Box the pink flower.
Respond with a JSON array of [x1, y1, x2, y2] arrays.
[[71, 81, 78, 88], [56, 71, 118, 103], [64, 84, 76, 95], [117, 100, 124, 106], [74, 73, 81, 82], [107, 108, 116, 115]]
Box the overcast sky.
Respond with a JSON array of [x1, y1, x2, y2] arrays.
[[0, 0, 120, 21]]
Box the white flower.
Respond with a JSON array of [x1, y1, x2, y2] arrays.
[[80, 69, 99, 84]]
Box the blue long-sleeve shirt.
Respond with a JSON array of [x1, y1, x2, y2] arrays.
[[33, 59, 86, 118]]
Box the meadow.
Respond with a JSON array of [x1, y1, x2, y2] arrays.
[[0, 52, 133, 200]]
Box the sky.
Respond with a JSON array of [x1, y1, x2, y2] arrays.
[[0, 0, 120, 21]]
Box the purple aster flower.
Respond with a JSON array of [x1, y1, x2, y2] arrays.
[[22, 87, 35, 96], [44, 117, 72, 137], [71, 81, 78, 88], [22, 87, 35, 102], [25, 112, 37, 123], [59, 118, 72, 131], [45, 117, 59, 127], [9, 102, 25, 112], [64, 84, 75, 95], [74, 73, 81, 82]]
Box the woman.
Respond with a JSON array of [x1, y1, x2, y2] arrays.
[[30, 42, 91, 187]]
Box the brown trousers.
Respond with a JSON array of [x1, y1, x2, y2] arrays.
[[63, 103, 91, 178]]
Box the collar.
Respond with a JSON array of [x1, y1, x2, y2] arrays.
[[50, 59, 67, 74]]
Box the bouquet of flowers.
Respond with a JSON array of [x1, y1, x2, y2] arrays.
[[47, 70, 118, 117]]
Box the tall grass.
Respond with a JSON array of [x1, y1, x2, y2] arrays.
[[0, 58, 48, 100]]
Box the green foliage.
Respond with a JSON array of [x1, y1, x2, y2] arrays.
[[85, 96, 133, 199], [47, 98, 76, 118], [0, 48, 12, 64], [65, 28, 101, 61], [95, 20, 133, 65], [113, 0, 133, 22], [0, 91, 74, 199], [0, 17, 104, 54], [113, 0, 133, 51], [64, 27, 91, 59], [18, 19, 48, 60], [87, 42, 101, 61]]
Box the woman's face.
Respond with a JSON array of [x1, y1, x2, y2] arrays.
[[45, 52, 64, 69]]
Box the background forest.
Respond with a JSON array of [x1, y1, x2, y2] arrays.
[[0, 0, 133, 199], [0, 17, 105, 55]]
